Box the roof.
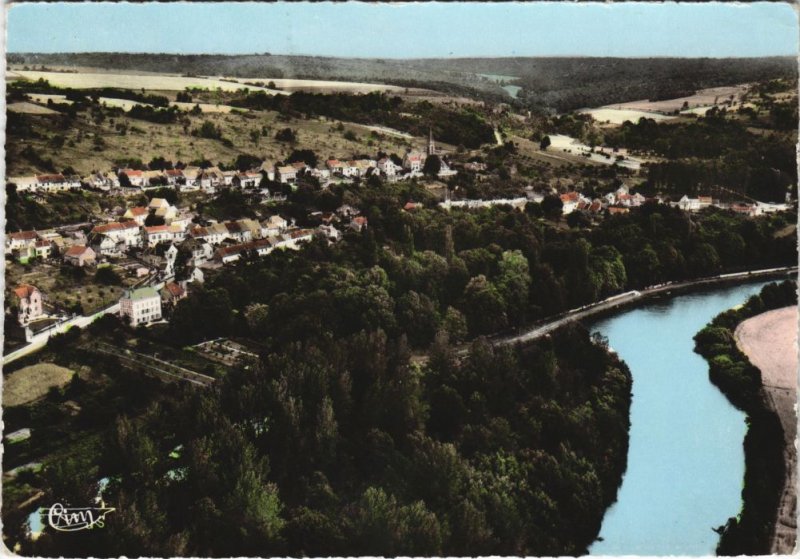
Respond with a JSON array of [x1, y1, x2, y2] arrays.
[[352, 216, 368, 226], [560, 192, 580, 203], [277, 166, 296, 174], [163, 282, 185, 298], [13, 284, 38, 300], [36, 174, 66, 182], [93, 221, 139, 234], [122, 287, 159, 301], [145, 225, 171, 234], [165, 169, 184, 177], [65, 245, 92, 257], [127, 207, 149, 216], [8, 231, 38, 241], [121, 169, 143, 177]]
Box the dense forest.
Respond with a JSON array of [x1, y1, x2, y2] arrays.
[[10, 53, 796, 112], [22, 319, 631, 556], [694, 280, 797, 555]]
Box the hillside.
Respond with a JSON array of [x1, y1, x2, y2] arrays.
[[9, 53, 796, 112]]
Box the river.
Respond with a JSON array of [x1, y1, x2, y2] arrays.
[[589, 280, 771, 556]]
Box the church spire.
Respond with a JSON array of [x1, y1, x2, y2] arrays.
[[427, 128, 436, 156]]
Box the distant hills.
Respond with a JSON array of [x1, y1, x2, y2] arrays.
[[8, 53, 796, 112]]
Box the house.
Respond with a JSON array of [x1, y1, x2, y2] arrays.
[[677, 195, 701, 212], [201, 168, 225, 192], [350, 216, 368, 232], [164, 169, 185, 186], [13, 284, 44, 326], [119, 169, 145, 188], [90, 221, 142, 255], [437, 159, 457, 178], [276, 166, 297, 183], [188, 223, 229, 246], [6, 231, 39, 254], [377, 157, 401, 178], [262, 215, 288, 237], [64, 245, 96, 267], [148, 198, 178, 222], [33, 240, 53, 259], [224, 221, 252, 243], [160, 282, 186, 306], [233, 171, 261, 189], [86, 172, 120, 191], [237, 219, 262, 239], [560, 192, 580, 215], [36, 174, 80, 192], [403, 151, 426, 173], [120, 287, 162, 326], [180, 167, 202, 191], [326, 159, 345, 175], [124, 206, 150, 226], [317, 224, 341, 241], [143, 225, 175, 248], [214, 238, 275, 264], [180, 238, 214, 266]]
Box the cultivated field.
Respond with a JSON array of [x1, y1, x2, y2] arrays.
[[238, 77, 407, 94], [7, 102, 59, 115], [4, 363, 74, 407], [8, 70, 287, 94], [599, 84, 749, 114], [579, 108, 677, 125], [8, 70, 415, 96]]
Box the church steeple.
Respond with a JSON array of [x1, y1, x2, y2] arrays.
[[427, 128, 436, 156]]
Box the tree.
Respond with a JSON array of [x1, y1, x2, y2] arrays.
[[496, 250, 531, 327], [461, 275, 508, 336], [422, 154, 442, 177], [95, 266, 122, 285], [540, 136, 552, 150], [541, 195, 564, 220], [275, 128, 297, 143]]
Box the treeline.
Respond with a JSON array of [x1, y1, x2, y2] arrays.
[[230, 91, 495, 148], [694, 280, 797, 554], [28, 321, 631, 556]]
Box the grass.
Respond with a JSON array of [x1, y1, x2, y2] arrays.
[[4, 363, 74, 407], [7, 103, 432, 177]]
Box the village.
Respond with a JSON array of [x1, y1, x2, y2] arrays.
[[5, 120, 790, 354]]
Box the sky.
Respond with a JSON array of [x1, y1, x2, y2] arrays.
[[6, 2, 799, 58]]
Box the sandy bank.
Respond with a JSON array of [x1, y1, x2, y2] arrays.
[[736, 306, 798, 554]]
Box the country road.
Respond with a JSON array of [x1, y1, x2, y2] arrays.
[[412, 266, 798, 363]]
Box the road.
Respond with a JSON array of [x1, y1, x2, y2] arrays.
[[421, 266, 796, 362], [3, 303, 121, 366]]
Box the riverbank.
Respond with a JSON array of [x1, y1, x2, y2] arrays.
[[693, 280, 797, 555], [735, 306, 798, 554]]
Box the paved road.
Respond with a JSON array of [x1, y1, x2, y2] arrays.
[[424, 266, 797, 361], [3, 304, 120, 366]]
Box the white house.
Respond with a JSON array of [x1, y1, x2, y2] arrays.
[[13, 284, 44, 326], [275, 166, 297, 183], [120, 287, 163, 326], [262, 215, 288, 237]]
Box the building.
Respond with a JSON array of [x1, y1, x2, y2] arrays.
[[160, 282, 186, 306], [276, 166, 297, 183], [124, 206, 150, 226], [91, 221, 142, 254], [6, 231, 39, 254], [119, 287, 163, 326], [13, 284, 44, 326], [63, 245, 96, 267], [262, 215, 288, 237], [119, 169, 145, 188], [36, 174, 81, 192], [403, 151, 426, 173]]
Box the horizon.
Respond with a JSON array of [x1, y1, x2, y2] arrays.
[[7, 2, 798, 58]]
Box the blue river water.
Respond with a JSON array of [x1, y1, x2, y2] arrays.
[[589, 281, 771, 556]]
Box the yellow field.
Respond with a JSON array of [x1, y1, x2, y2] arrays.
[[236, 77, 406, 94], [4, 363, 74, 407]]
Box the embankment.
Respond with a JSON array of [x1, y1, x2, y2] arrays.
[[693, 280, 797, 555]]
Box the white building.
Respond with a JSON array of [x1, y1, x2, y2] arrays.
[[120, 287, 163, 326]]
